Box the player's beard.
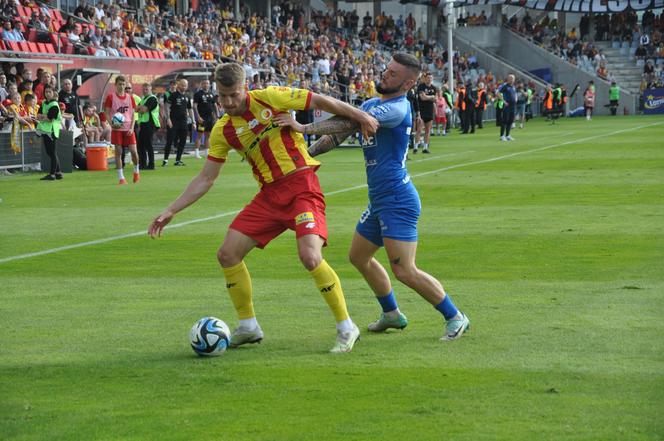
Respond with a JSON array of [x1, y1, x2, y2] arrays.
[[376, 81, 404, 95]]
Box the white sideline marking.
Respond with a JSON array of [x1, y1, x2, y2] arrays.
[[0, 210, 241, 265], [0, 122, 660, 265]]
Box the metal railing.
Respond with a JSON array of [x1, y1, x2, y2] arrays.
[[0, 129, 43, 170]]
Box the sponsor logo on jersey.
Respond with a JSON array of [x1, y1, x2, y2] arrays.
[[260, 109, 273, 120], [305, 222, 316, 229], [295, 212, 315, 225]]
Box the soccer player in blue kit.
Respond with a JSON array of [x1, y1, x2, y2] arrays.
[[274, 53, 470, 341]]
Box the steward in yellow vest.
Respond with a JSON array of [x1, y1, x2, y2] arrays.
[[36, 85, 63, 180], [136, 83, 160, 169]]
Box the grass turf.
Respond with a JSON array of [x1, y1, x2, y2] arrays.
[[1, 116, 663, 440]]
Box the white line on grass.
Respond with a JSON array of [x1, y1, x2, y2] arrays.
[[1, 121, 660, 265]]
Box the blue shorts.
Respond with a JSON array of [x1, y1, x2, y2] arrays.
[[355, 186, 421, 247]]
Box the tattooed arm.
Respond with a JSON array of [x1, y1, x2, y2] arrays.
[[307, 130, 358, 157], [272, 114, 359, 157], [301, 115, 359, 135], [272, 114, 359, 135]]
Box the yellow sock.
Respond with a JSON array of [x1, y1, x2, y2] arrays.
[[222, 261, 254, 319], [310, 259, 349, 322]]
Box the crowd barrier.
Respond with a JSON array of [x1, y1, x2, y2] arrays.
[[0, 130, 73, 172]]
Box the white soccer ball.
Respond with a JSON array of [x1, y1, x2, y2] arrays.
[[111, 112, 125, 127], [189, 317, 231, 357]]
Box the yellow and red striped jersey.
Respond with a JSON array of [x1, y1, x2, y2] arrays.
[[208, 86, 320, 187]]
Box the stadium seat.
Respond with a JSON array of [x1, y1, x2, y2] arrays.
[[138, 49, 148, 58], [0, 40, 5, 51], [612, 41, 620, 49], [88, 46, 96, 55], [45, 42, 56, 53], [636, 59, 645, 68], [52, 9, 63, 22], [18, 41, 31, 52], [28, 28, 38, 42], [27, 41, 40, 52], [621, 41, 629, 49], [7, 41, 20, 52]]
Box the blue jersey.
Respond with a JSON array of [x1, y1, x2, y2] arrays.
[[360, 95, 413, 201], [499, 83, 517, 109]]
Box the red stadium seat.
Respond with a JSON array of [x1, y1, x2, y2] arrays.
[[131, 48, 141, 57], [63, 43, 74, 54], [8, 41, 20, 52], [138, 49, 148, 58], [45, 42, 56, 53], [0, 40, 6, 51], [118, 47, 127, 56], [18, 41, 31, 52], [27, 42, 40, 52], [88, 46, 96, 55], [52, 9, 63, 22], [28, 28, 38, 42]]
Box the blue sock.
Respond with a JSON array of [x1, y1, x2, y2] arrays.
[[435, 294, 459, 321], [376, 290, 398, 313]]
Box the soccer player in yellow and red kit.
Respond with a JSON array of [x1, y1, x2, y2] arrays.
[[148, 63, 378, 353]]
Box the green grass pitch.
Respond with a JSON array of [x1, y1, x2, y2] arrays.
[[1, 116, 663, 440]]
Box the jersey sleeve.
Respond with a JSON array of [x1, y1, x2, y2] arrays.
[[207, 118, 231, 163], [365, 99, 408, 129], [253, 86, 312, 111], [103, 94, 112, 109]]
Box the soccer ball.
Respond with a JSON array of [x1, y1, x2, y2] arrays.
[[189, 317, 231, 357], [111, 112, 125, 127]]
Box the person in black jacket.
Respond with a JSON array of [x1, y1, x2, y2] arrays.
[[462, 81, 476, 134], [164, 79, 195, 166]]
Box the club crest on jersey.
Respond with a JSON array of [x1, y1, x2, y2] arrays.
[[260, 109, 272, 121], [295, 212, 315, 225]]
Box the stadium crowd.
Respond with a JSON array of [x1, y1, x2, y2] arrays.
[[2, 0, 605, 179], [509, 10, 664, 87]]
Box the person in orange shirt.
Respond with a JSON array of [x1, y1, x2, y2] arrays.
[[148, 63, 378, 353]]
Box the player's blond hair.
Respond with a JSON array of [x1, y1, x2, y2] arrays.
[[214, 63, 245, 87]]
